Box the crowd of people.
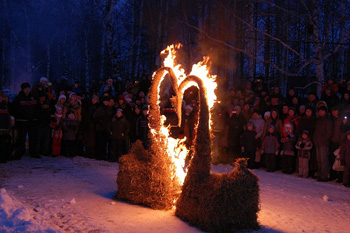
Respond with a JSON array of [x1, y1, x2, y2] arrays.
[[0, 76, 350, 188]]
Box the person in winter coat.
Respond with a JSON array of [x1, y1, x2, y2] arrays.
[[225, 105, 246, 164], [0, 91, 11, 162], [36, 93, 53, 156], [249, 109, 265, 167], [62, 111, 79, 157], [280, 122, 296, 174], [339, 131, 350, 187], [329, 106, 346, 180], [262, 125, 280, 172], [80, 94, 99, 158], [295, 130, 313, 178], [12, 82, 40, 158], [240, 121, 258, 169], [262, 108, 282, 139], [313, 106, 334, 182], [94, 96, 113, 160], [109, 108, 130, 162], [50, 106, 64, 156], [136, 105, 150, 149]]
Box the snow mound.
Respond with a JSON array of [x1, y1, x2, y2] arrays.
[[0, 188, 63, 233]]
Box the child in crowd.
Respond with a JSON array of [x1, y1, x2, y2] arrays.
[[295, 130, 313, 177], [62, 111, 79, 157], [50, 106, 64, 156], [280, 122, 296, 174], [262, 125, 279, 172], [240, 121, 257, 169]]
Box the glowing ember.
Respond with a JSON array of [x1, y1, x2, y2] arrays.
[[152, 44, 218, 187]]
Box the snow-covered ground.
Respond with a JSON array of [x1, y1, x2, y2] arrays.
[[0, 155, 349, 233]]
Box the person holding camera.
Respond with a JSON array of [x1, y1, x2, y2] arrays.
[[295, 130, 313, 178]]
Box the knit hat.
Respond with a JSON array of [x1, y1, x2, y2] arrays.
[[21, 82, 30, 90], [40, 77, 48, 83], [264, 111, 271, 117], [118, 94, 125, 100], [58, 94, 66, 101], [302, 130, 309, 136], [268, 124, 275, 130], [69, 92, 77, 99], [185, 105, 193, 111], [116, 108, 123, 112]]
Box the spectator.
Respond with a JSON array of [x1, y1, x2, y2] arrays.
[[295, 130, 313, 177], [62, 111, 79, 157], [72, 81, 83, 95], [94, 96, 113, 160], [224, 105, 246, 164], [339, 131, 350, 187], [36, 93, 53, 156], [109, 108, 130, 162], [0, 91, 11, 162], [240, 121, 258, 169], [50, 106, 64, 156], [262, 108, 282, 139], [262, 125, 279, 172], [99, 78, 116, 97], [66, 92, 82, 122], [321, 86, 339, 110], [280, 122, 296, 174], [313, 106, 334, 182], [12, 82, 39, 159], [81, 95, 99, 158], [136, 105, 150, 149]]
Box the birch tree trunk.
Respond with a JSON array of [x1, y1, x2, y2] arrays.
[[105, 0, 118, 78], [84, 32, 90, 88], [247, 0, 255, 79]]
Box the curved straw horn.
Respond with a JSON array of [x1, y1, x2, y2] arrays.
[[148, 67, 182, 130], [178, 75, 211, 177]]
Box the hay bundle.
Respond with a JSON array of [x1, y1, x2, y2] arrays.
[[117, 140, 181, 210], [175, 159, 260, 232], [175, 75, 260, 232], [116, 67, 182, 210]]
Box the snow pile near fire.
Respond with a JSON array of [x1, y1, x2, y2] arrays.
[[0, 188, 62, 233]]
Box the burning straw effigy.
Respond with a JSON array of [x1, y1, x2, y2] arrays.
[[174, 75, 260, 232], [116, 67, 183, 210], [117, 44, 260, 231]]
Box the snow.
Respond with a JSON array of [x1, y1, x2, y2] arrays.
[[0, 156, 349, 233]]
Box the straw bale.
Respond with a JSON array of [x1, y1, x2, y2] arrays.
[[176, 158, 260, 233], [116, 140, 181, 210]]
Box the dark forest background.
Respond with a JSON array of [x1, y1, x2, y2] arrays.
[[1, 0, 350, 95]]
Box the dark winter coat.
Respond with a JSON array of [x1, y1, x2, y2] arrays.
[[331, 116, 346, 144], [0, 101, 10, 131], [339, 139, 350, 165], [37, 99, 53, 127], [295, 138, 313, 158], [295, 115, 316, 138], [136, 114, 149, 142], [240, 130, 257, 152], [109, 115, 130, 140], [12, 91, 39, 121], [281, 134, 296, 156], [262, 133, 279, 154], [225, 113, 246, 147], [93, 105, 113, 132], [313, 115, 333, 146], [62, 118, 79, 140]]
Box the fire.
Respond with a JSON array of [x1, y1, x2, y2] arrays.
[[151, 43, 217, 187]]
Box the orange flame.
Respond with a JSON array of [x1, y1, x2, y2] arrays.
[[152, 43, 217, 187]]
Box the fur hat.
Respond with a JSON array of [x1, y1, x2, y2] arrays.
[[264, 111, 271, 117], [21, 82, 30, 90]]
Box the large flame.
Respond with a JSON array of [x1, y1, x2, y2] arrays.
[[151, 43, 217, 187]]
